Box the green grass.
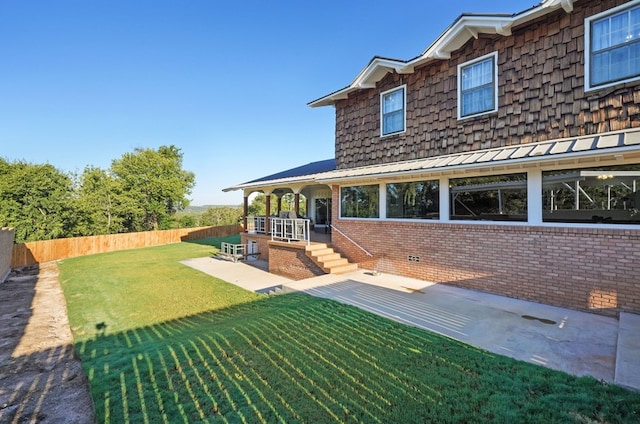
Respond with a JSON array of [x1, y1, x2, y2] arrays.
[[60, 238, 640, 423]]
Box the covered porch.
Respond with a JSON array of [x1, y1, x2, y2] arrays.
[[223, 159, 358, 279]]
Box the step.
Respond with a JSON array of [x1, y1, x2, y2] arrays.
[[614, 312, 640, 391], [309, 248, 335, 258], [322, 258, 349, 269], [305, 243, 328, 252], [315, 252, 341, 262], [326, 263, 358, 275]]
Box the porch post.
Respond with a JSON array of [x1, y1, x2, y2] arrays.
[[265, 193, 271, 234], [294, 193, 300, 216], [243, 195, 249, 231], [277, 196, 282, 215]]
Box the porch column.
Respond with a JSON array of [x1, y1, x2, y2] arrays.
[[265, 193, 271, 234], [243, 195, 249, 231], [277, 196, 282, 215], [294, 193, 300, 216]]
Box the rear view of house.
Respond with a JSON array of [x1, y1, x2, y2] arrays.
[[225, 0, 640, 317]]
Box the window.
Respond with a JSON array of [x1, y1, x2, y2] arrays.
[[543, 164, 640, 224], [450, 173, 527, 221], [458, 52, 498, 119], [380, 86, 405, 136], [386, 180, 439, 219], [586, 1, 640, 90], [340, 185, 379, 218]]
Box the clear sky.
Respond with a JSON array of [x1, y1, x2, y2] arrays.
[[0, 0, 538, 206]]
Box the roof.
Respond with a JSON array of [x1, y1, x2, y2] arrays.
[[223, 129, 640, 192], [308, 0, 574, 107], [315, 129, 640, 183], [223, 159, 335, 192]]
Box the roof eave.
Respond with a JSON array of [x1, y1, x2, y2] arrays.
[[309, 0, 574, 107]]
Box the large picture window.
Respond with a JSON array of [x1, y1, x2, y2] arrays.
[[458, 52, 498, 119], [543, 164, 640, 224], [386, 181, 439, 219], [380, 86, 405, 136], [340, 185, 379, 218], [450, 173, 527, 221], [586, 1, 640, 90]]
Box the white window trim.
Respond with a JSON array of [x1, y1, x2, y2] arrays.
[[379, 85, 406, 137], [585, 0, 640, 92], [457, 52, 498, 120]]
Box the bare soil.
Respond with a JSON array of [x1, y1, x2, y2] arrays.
[[0, 262, 94, 423]]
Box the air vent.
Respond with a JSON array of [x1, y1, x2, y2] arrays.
[[408, 255, 420, 263]]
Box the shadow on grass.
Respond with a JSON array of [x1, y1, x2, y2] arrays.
[[76, 294, 639, 424]]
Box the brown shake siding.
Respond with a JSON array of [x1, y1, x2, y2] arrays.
[[334, 0, 640, 170]]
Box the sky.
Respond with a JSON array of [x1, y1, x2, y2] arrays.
[[0, 0, 539, 206]]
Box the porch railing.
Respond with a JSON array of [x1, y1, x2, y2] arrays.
[[271, 218, 310, 244], [246, 216, 311, 244]]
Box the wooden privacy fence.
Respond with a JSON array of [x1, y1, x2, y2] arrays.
[[11, 224, 243, 268]]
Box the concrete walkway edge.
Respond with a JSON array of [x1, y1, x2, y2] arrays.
[[615, 312, 640, 390]]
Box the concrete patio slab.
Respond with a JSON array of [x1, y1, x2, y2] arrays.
[[181, 257, 292, 292]]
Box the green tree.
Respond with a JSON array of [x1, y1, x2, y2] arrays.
[[0, 158, 75, 242], [73, 166, 136, 235], [111, 145, 195, 231], [200, 206, 242, 226]]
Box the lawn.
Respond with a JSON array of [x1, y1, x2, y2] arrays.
[[59, 237, 640, 423]]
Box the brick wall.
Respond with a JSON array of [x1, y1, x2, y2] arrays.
[[268, 241, 325, 280], [330, 216, 640, 317], [334, 0, 639, 169], [241, 233, 272, 261], [0, 228, 15, 282]]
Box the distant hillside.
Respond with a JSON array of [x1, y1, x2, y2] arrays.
[[182, 205, 241, 213]]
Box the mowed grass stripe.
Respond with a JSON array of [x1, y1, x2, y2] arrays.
[[208, 334, 291, 423], [233, 326, 345, 422], [257, 314, 389, 418], [272, 310, 422, 408], [243, 321, 380, 423]]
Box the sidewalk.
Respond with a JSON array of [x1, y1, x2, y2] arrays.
[[183, 257, 639, 390]]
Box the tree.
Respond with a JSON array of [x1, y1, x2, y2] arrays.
[[73, 166, 135, 235], [200, 206, 242, 226], [110, 145, 195, 231], [0, 159, 75, 242]]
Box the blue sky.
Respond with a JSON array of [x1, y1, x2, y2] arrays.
[[0, 0, 538, 206]]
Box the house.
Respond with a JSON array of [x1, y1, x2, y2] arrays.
[[224, 0, 640, 317]]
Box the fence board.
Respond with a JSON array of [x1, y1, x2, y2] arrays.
[[10, 224, 242, 268]]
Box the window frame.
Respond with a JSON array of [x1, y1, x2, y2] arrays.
[[380, 85, 406, 137], [585, 0, 640, 91], [385, 180, 440, 220], [457, 52, 498, 120], [339, 184, 380, 219]]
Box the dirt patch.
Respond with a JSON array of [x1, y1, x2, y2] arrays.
[[0, 262, 94, 423]]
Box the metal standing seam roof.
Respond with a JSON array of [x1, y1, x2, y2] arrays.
[[222, 129, 640, 192]]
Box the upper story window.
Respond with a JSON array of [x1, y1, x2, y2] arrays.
[[586, 1, 640, 90], [457, 52, 498, 119], [380, 85, 406, 136]]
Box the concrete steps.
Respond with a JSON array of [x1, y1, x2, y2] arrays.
[[305, 243, 358, 275], [614, 312, 640, 391]]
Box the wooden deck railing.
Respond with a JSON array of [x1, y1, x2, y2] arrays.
[[10, 224, 242, 268]]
